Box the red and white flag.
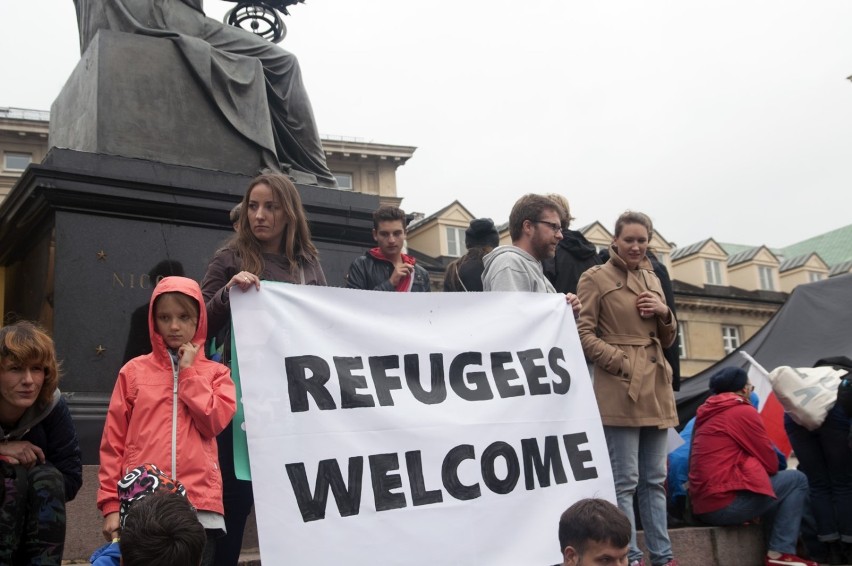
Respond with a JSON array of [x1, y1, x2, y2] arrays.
[[740, 352, 792, 456]]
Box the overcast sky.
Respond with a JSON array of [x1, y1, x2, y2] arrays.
[[4, 1, 852, 250]]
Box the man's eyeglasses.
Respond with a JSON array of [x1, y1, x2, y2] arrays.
[[532, 219, 562, 232]]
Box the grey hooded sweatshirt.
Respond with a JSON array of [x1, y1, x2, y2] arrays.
[[481, 245, 556, 293]]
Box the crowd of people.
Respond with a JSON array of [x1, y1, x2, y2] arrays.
[[1, 177, 850, 566]]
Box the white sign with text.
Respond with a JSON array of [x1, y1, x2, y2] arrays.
[[231, 284, 614, 565]]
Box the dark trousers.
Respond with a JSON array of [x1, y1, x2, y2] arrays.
[[785, 407, 852, 542], [0, 463, 66, 566], [213, 421, 255, 566]]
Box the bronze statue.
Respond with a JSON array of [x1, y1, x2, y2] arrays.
[[73, 0, 336, 187]]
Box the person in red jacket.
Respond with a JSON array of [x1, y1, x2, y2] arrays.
[[689, 367, 815, 566], [97, 276, 236, 565]]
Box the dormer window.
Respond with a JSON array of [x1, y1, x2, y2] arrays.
[[705, 259, 722, 285], [446, 226, 467, 257], [758, 266, 774, 291]]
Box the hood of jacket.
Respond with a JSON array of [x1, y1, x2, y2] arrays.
[[557, 229, 598, 259], [0, 389, 61, 441], [148, 276, 208, 367], [696, 391, 752, 424], [481, 245, 539, 274]]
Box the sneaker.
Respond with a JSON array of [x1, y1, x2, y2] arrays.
[[827, 540, 845, 566], [629, 561, 645, 566], [765, 553, 819, 566]]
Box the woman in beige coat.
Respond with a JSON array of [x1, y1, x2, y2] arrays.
[[576, 211, 679, 566]]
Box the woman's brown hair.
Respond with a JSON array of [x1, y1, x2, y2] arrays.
[[0, 321, 60, 407], [229, 173, 319, 276], [614, 210, 654, 241]]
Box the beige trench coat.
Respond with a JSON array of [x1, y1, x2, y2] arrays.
[[577, 252, 679, 428]]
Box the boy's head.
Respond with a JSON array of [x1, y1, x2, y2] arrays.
[[120, 492, 205, 566], [558, 498, 631, 566], [153, 291, 199, 350], [371, 206, 409, 259]]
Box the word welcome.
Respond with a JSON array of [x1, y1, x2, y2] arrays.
[[286, 432, 598, 522]]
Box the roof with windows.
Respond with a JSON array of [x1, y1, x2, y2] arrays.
[[406, 200, 474, 231], [829, 260, 852, 277], [778, 253, 818, 273], [779, 223, 852, 267], [671, 238, 715, 261], [726, 246, 764, 267], [719, 243, 755, 256]]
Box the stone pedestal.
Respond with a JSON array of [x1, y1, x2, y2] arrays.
[[0, 149, 377, 463], [50, 30, 269, 176]]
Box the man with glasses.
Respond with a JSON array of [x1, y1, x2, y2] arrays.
[[481, 194, 580, 314]]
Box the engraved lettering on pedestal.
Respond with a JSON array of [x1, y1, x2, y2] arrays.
[[112, 272, 165, 289]]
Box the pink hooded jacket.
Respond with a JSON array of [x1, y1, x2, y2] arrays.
[[97, 276, 236, 516]]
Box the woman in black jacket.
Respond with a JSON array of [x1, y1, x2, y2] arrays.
[[0, 321, 82, 565], [443, 218, 500, 292]]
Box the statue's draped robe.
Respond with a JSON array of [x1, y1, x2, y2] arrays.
[[74, 0, 335, 185]]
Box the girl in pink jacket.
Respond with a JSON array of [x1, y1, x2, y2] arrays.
[[97, 276, 236, 564]]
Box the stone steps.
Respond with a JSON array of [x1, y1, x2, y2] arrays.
[[64, 466, 767, 565], [638, 523, 765, 566]]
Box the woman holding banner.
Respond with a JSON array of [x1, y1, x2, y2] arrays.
[[201, 172, 327, 565], [576, 211, 679, 566]]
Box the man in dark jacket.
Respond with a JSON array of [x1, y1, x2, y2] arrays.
[[542, 193, 602, 295], [543, 229, 602, 295], [346, 205, 431, 292]]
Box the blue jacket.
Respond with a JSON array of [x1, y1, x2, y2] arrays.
[[90, 542, 121, 566]]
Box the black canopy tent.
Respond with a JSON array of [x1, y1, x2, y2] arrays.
[[674, 273, 852, 426]]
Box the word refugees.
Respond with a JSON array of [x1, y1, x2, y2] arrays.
[[285, 347, 573, 411]]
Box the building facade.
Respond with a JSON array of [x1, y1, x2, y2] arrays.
[[5, 107, 850, 381], [0, 107, 415, 207], [0, 108, 50, 201], [406, 200, 852, 379]]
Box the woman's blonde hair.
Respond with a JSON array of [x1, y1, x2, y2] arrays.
[[546, 193, 574, 228], [229, 173, 319, 276], [0, 321, 60, 407]]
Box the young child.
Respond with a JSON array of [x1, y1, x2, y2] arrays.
[[121, 490, 206, 566], [97, 277, 236, 564], [90, 463, 195, 566]]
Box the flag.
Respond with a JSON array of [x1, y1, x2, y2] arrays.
[[740, 352, 792, 456]]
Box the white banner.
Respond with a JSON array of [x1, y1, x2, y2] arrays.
[[231, 284, 614, 565]]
